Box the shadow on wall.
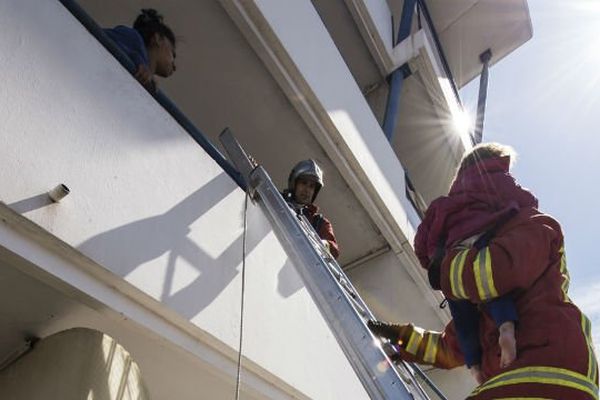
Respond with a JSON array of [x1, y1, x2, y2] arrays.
[[78, 172, 270, 319], [7, 194, 55, 214], [277, 259, 304, 298]]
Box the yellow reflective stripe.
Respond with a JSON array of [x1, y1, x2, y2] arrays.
[[559, 245, 571, 302], [559, 246, 597, 382], [471, 366, 599, 399], [423, 332, 440, 363], [480, 365, 597, 390], [405, 326, 424, 355], [582, 313, 598, 381], [494, 398, 552, 400], [473, 247, 499, 301], [483, 247, 499, 298], [450, 249, 469, 299]]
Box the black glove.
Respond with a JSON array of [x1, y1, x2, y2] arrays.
[[367, 320, 402, 343]]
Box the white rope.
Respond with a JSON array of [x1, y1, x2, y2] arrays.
[[234, 191, 249, 400]]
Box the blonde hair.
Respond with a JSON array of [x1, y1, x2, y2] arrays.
[[458, 142, 517, 174]]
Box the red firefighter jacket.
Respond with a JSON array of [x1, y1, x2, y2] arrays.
[[397, 208, 598, 399], [301, 203, 339, 259]]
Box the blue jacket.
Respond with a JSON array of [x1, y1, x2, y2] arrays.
[[103, 26, 149, 68]]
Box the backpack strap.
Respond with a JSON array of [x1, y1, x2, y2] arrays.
[[427, 236, 446, 290]]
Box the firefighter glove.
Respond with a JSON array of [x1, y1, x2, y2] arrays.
[[367, 320, 403, 343]]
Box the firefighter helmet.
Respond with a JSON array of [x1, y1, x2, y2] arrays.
[[287, 159, 324, 202]]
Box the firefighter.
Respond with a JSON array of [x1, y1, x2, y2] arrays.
[[369, 143, 598, 399], [282, 160, 339, 259]]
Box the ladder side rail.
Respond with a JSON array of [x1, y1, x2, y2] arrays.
[[219, 129, 429, 399], [249, 166, 419, 400], [296, 214, 444, 400]]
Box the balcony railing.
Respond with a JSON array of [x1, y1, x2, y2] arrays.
[[58, 0, 245, 190]]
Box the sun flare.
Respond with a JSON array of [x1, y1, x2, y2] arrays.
[[452, 107, 473, 136]]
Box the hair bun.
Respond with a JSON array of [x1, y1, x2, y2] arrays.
[[133, 8, 176, 47], [139, 8, 163, 23]]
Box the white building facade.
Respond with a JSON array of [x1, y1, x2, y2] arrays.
[[0, 0, 531, 398]]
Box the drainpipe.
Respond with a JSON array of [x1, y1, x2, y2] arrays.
[[382, 0, 416, 142], [473, 49, 492, 144]]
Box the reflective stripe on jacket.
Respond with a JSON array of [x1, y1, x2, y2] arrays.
[[395, 209, 598, 399]]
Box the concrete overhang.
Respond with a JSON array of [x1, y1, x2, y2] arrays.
[[317, 0, 531, 203], [313, 1, 471, 203], [340, 0, 533, 87], [401, 0, 533, 88]]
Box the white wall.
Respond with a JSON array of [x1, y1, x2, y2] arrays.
[[0, 0, 368, 398], [348, 251, 444, 329]]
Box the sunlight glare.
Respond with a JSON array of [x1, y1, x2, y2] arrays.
[[452, 107, 473, 136]]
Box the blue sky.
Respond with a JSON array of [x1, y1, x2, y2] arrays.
[[460, 0, 600, 351]]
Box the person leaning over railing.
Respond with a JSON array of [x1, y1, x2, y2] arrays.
[[104, 9, 176, 92], [369, 143, 598, 400]]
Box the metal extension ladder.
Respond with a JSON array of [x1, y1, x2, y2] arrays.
[[220, 129, 446, 400]]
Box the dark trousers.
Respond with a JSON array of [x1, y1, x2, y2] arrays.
[[448, 296, 518, 367]]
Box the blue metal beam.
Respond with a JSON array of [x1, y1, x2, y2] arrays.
[[382, 0, 416, 142], [397, 0, 417, 43], [382, 64, 411, 141], [473, 49, 492, 144]]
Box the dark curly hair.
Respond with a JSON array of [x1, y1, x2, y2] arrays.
[[133, 9, 176, 47]]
